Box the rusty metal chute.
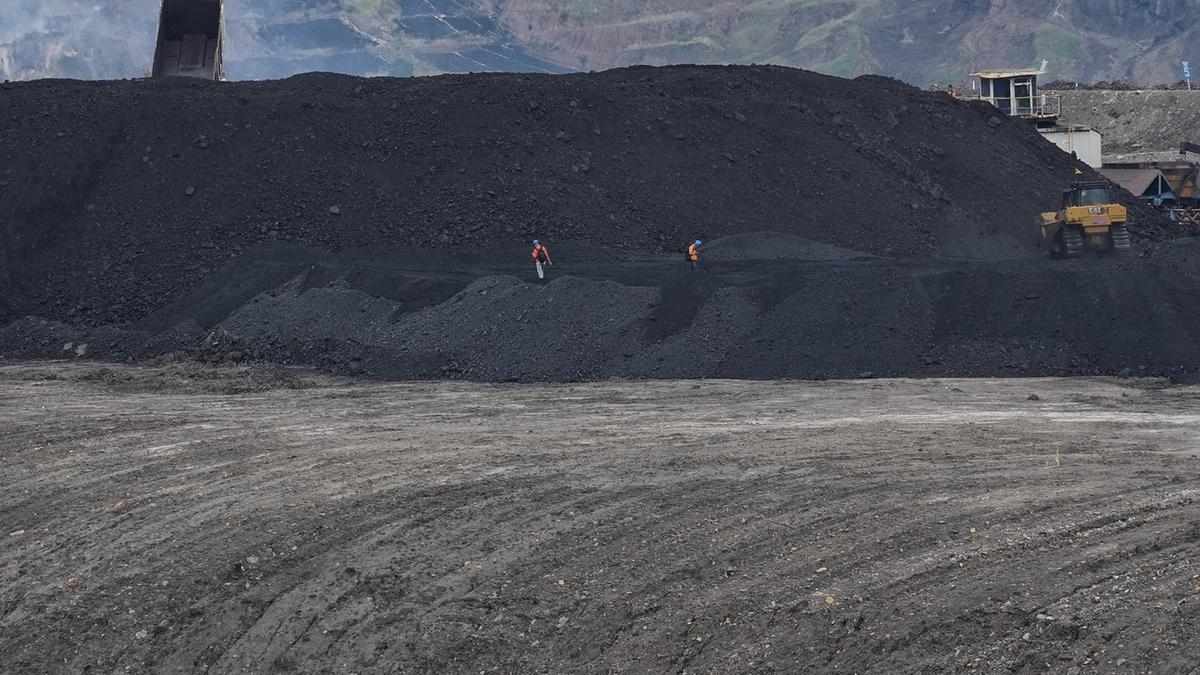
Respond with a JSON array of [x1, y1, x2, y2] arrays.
[[152, 0, 225, 80]]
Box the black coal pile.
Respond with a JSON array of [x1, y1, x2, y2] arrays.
[[5, 234, 1200, 382], [0, 65, 1174, 327]]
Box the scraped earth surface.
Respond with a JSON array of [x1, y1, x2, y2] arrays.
[[2, 363, 1199, 672]]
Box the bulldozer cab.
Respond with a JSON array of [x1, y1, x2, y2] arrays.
[[1062, 182, 1112, 208], [152, 0, 225, 80]]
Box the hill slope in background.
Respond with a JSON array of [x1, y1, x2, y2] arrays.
[[2, 0, 1196, 83], [1057, 89, 1200, 161]]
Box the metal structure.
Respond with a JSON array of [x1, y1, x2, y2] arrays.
[[1170, 209, 1200, 226], [152, 0, 225, 80], [1100, 167, 1176, 204], [1104, 151, 1199, 210], [1040, 124, 1104, 168], [965, 64, 1107, 167], [967, 67, 1062, 123], [1102, 145, 1200, 230]]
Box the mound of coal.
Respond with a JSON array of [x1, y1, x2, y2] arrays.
[[0, 65, 1175, 327], [6, 235, 1200, 382], [702, 232, 871, 261]]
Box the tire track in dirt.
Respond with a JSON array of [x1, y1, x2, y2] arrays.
[[2, 365, 1200, 672]]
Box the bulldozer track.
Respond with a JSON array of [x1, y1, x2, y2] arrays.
[[1062, 227, 1084, 257], [1110, 223, 1132, 251]]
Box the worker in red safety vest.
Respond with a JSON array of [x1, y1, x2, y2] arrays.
[[687, 240, 701, 270]]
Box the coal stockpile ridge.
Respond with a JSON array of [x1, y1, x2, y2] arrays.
[[0, 65, 1171, 327], [6, 236, 1200, 383]]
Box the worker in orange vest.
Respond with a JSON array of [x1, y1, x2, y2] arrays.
[[531, 239, 552, 278], [687, 240, 701, 270]]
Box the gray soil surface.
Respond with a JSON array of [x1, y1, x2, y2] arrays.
[[1057, 89, 1200, 161], [2, 362, 1199, 672]]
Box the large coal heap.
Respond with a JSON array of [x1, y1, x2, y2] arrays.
[[0, 65, 1165, 326], [5, 235, 1200, 382]]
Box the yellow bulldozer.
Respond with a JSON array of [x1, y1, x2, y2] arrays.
[[1040, 181, 1131, 257]]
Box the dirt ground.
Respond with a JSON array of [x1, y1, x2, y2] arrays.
[[2, 362, 1199, 673]]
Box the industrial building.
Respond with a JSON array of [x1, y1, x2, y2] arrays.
[[1100, 163, 1196, 207], [969, 67, 1104, 167], [1102, 153, 1200, 225]]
